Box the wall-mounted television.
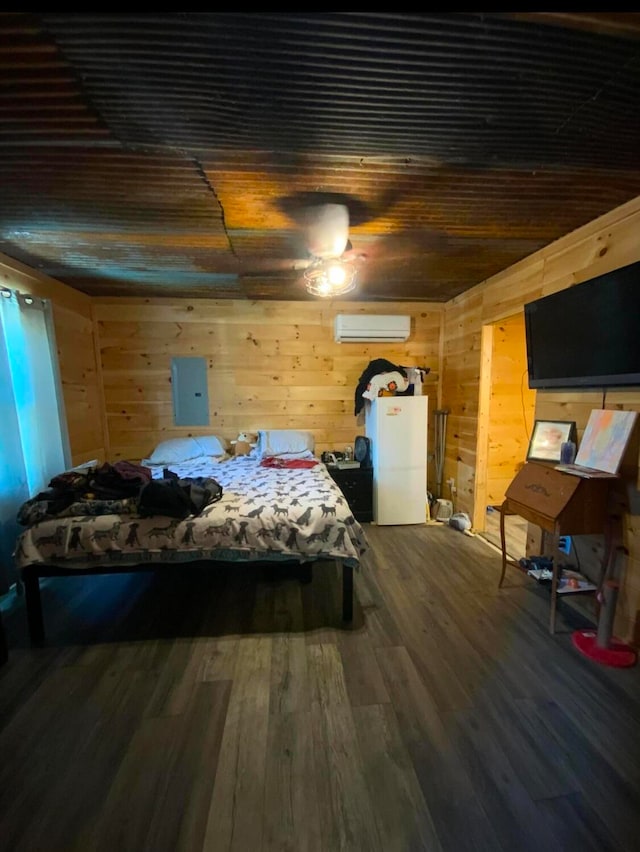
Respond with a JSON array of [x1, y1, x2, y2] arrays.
[[524, 259, 640, 390]]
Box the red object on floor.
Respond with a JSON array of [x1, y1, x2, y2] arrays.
[[572, 630, 637, 668]]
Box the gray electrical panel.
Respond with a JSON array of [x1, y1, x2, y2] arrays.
[[171, 356, 210, 426]]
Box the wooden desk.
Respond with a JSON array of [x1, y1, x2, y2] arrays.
[[499, 462, 613, 633]]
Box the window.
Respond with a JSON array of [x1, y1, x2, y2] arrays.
[[0, 289, 70, 592]]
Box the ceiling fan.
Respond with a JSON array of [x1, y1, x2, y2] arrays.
[[274, 189, 451, 297], [276, 191, 376, 297], [298, 203, 359, 296]]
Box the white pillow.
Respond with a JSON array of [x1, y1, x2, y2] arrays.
[[143, 435, 226, 465], [192, 435, 227, 456], [258, 429, 315, 458]]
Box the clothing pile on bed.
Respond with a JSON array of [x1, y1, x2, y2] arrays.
[[17, 461, 223, 525]]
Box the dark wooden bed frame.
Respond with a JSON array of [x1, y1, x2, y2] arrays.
[[22, 559, 354, 644]]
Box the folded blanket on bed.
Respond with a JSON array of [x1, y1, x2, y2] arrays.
[[17, 495, 139, 526]]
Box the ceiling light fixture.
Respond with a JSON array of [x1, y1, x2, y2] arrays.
[[304, 258, 357, 298]]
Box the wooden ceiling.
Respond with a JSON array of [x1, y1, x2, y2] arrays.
[[2, 12, 640, 302]]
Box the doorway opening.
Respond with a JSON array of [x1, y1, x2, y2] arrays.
[[473, 312, 535, 561]]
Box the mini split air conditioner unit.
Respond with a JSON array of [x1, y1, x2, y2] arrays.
[[334, 314, 411, 343]]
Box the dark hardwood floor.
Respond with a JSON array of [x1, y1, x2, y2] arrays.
[[1, 523, 639, 852]]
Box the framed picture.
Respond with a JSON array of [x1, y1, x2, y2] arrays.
[[526, 420, 576, 463]]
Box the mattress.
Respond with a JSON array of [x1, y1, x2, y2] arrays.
[[14, 456, 368, 572]]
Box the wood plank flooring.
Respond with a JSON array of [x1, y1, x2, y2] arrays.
[[1, 523, 640, 852], [481, 506, 528, 561]]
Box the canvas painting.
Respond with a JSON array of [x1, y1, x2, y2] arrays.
[[574, 409, 638, 475]]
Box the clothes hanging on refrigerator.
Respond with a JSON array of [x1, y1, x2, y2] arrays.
[[354, 359, 407, 415], [354, 360, 430, 416]]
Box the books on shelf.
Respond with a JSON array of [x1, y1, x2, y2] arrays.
[[527, 567, 553, 582], [553, 466, 617, 478], [556, 575, 597, 594], [527, 566, 596, 593]]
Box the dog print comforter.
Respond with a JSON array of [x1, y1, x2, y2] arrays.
[[14, 457, 368, 572]]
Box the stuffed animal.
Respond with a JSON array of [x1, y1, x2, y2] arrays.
[[230, 432, 257, 457]]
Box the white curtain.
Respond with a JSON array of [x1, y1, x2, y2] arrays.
[[0, 288, 70, 593]]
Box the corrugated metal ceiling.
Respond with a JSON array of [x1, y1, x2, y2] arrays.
[[2, 12, 640, 300]]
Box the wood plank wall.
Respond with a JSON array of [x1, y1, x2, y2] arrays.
[[485, 313, 535, 507], [92, 299, 443, 474], [0, 254, 105, 466], [7, 188, 640, 640], [441, 195, 640, 642]]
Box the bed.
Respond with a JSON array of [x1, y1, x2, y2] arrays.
[[13, 431, 368, 643]]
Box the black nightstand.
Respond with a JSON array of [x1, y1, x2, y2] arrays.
[[327, 466, 373, 522]]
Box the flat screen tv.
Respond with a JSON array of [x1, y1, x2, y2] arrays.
[[524, 259, 640, 389]]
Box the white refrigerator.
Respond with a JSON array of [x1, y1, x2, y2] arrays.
[[365, 395, 428, 525]]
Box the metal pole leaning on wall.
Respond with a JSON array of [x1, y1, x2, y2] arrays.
[[433, 409, 449, 499]]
